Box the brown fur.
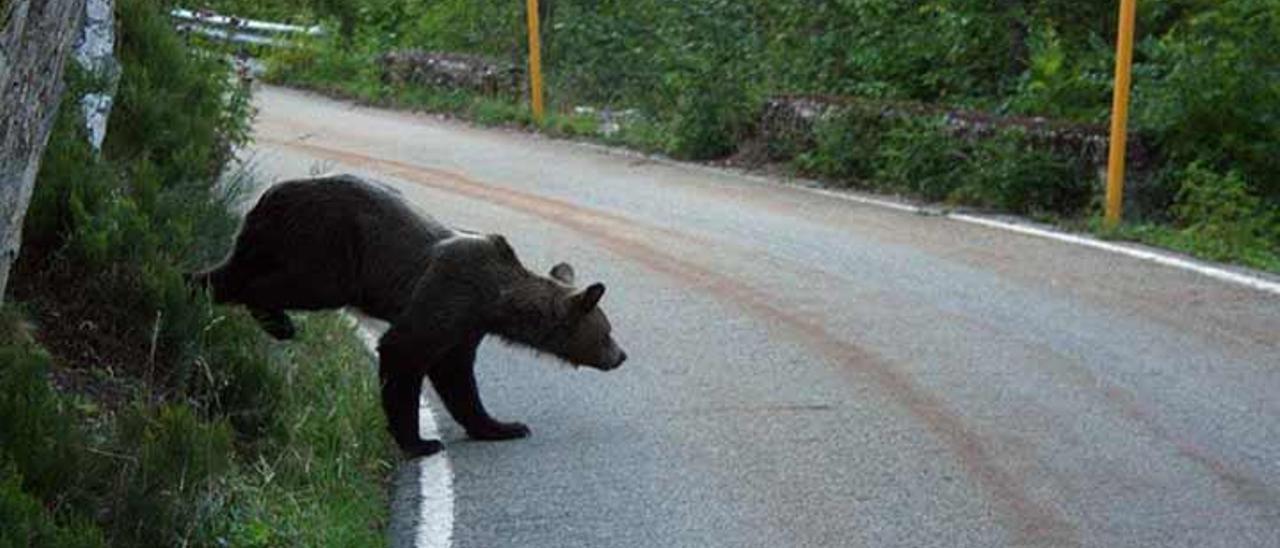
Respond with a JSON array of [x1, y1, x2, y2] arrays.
[[191, 174, 626, 457]]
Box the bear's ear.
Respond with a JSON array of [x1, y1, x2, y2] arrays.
[[550, 262, 575, 284], [490, 234, 518, 263], [575, 282, 605, 313]]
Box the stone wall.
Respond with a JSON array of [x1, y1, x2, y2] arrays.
[[759, 94, 1154, 179], [379, 50, 523, 98]]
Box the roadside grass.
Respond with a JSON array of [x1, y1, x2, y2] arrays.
[[1093, 221, 1280, 274], [0, 306, 393, 546]]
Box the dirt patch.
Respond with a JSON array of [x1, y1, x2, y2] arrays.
[[9, 254, 165, 409]]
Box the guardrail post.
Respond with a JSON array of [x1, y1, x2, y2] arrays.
[[1105, 0, 1138, 228], [525, 0, 545, 124]]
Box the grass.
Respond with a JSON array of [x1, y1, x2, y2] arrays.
[[1094, 221, 1280, 274], [0, 306, 393, 547]]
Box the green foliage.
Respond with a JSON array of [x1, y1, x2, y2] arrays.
[[762, 1, 1015, 103], [0, 314, 90, 508], [1133, 0, 1280, 203], [1098, 163, 1280, 272], [871, 116, 969, 202], [0, 462, 104, 548], [193, 308, 283, 439], [1006, 26, 1112, 121], [954, 128, 1093, 214], [214, 314, 393, 548], [1168, 164, 1279, 263], [403, 0, 520, 59], [5, 0, 397, 544], [797, 103, 892, 183], [799, 108, 1092, 214], [107, 0, 252, 186], [104, 405, 235, 546]]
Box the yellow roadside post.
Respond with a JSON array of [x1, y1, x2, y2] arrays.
[[525, 0, 546, 124], [1105, 0, 1139, 228]]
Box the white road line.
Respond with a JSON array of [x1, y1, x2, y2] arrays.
[[409, 400, 454, 548], [351, 316, 455, 548], [949, 213, 1280, 296]]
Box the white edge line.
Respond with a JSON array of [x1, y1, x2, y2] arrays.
[[347, 313, 455, 548], [557, 137, 1280, 297], [949, 213, 1280, 296]]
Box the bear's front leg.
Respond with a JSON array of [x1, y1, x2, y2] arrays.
[[379, 340, 445, 458], [428, 336, 531, 441]]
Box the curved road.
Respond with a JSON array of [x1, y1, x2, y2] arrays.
[[247, 86, 1280, 548]]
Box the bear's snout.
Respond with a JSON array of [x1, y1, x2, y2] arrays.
[[606, 350, 627, 370]]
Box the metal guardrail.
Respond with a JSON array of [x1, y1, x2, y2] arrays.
[[170, 8, 323, 48]]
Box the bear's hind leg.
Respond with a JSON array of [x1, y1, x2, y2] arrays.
[[428, 337, 530, 441]]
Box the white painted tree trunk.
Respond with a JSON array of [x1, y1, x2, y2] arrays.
[[0, 0, 89, 302], [73, 0, 119, 151]]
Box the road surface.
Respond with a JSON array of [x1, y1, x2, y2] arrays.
[[245, 85, 1280, 548]]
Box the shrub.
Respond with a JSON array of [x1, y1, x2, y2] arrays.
[[872, 116, 968, 201], [0, 315, 89, 508], [1134, 0, 1280, 204], [955, 128, 1094, 214], [1168, 164, 1279, 262], [0, 463, 104, 548], [107, 0, 252, 186], [103, 405, 236, 546], [797, 103, 892, 184], [191, 308, 282, 440]]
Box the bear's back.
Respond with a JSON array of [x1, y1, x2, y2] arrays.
[[251, 174, 457, 319]]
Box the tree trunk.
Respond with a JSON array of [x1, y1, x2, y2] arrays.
[[1001, 0, 1030, 76], [0, 0, 87, 303]]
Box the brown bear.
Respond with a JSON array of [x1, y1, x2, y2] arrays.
[[189, 174, 627, 458]]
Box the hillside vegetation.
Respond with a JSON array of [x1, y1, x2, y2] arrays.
[[2, 1, 393, 545]]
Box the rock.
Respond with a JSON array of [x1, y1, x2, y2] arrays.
[[379, 50, 522, 97], [72, 0, 120, 151]]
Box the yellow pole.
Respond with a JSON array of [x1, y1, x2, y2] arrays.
[[1105, 0, 1138, 228], [525, 0, 545, 124]]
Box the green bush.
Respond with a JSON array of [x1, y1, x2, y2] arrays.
[[0, 318, 89, 508], [102, 405, 235, 546], [1168, 164, 1279, 263], [797, 103, 892, 184], [107, 0, 252, 186], [0, 463, 104, 548], [669, 75, 756, 160], [955, 128, 1093, 214], [1134, 0, 1280, 203], [802, 110, 1092, 214], [1006, 26, 1112, 121], [193, 309, 282, 440], [872, 116, 968, 202]]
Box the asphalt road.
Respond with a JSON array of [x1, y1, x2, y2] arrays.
[[245, 85, 1280, 548]]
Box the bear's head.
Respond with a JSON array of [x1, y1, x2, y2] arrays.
[[495, 261, 627, 371]]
